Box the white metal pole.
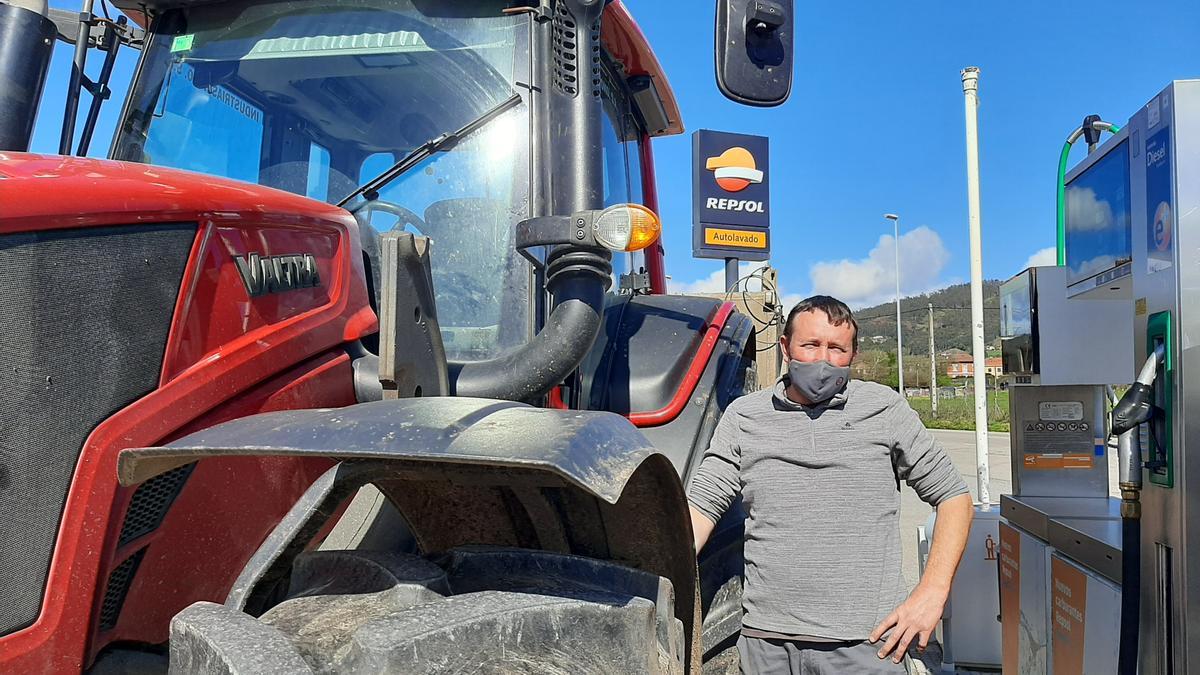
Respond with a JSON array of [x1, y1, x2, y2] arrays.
[[962, 66, 991, 509], [894, 218, 904, 396], [885, 214, 904, 396], [929, 302, 938, 417]]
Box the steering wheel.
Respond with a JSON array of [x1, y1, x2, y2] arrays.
[[354, 202, 494, 325], [359, 200, 427, 235]]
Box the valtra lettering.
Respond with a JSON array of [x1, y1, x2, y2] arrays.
[[235, 253, 321, 296]]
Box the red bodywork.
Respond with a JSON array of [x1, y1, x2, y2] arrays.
[[0, 154, 376, 672]]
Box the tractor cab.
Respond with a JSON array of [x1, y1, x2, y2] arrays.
[[108, 0, 678, 361]]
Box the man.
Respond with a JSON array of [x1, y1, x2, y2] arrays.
[[688, 296, 973, 674]]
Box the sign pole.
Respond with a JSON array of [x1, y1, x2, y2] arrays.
[[725, 257, 739, 292]]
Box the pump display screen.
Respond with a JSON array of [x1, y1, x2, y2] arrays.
[[1064, 140, 1132, 285], [1000, 271, 1032, 339], [1000, 269, 1036, 374]]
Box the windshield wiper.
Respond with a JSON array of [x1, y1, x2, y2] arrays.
[[337, 92, 523, 210]]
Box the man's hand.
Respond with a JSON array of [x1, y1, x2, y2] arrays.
[[868, 584, 948, 663]]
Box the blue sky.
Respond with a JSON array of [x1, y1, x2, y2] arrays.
[[30, 0, 1200, 307], [628, 0, 1200, 306]]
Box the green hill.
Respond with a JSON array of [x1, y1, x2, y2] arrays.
[[852, 280, 1002, 355]]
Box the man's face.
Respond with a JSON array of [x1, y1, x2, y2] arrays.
[[780, 310, 856, 367]]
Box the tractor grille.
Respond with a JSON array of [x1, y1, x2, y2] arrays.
[[551, 3, 601, 99], [117, 462, 196, 548], [0, 223, 195, 636], [98, 549, 146, 632]]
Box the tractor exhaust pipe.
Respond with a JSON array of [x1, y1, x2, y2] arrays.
[[0, 0, 56, 152], [369, 0, 611, 404], [450, 0, 609, 401], [449, 248, 609, 400]]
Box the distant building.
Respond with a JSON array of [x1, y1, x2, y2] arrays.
[[986, 358, 1003, 376], [869, 335, 887, 345], [945, 352, 972, 377], [946, 354, 1003, 378]]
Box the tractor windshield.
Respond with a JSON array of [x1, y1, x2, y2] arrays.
[[112, 0, 531, 361]]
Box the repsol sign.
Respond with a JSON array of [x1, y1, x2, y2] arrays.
[[692, 129, 770, 261], [236, 253, 321, 296], [704, 197, 766, 213]]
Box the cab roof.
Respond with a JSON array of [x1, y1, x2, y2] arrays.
[[111, 0, 683, 137]]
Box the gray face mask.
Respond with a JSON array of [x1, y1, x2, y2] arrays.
[[787, 359, 850, 403]]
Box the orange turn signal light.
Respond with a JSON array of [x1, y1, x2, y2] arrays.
[[593, 204, 661, 252]]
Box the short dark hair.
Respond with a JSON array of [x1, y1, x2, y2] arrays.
[[783, 295, 859, 352]]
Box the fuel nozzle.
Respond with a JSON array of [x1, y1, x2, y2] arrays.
[[1111, 345, 1165, 513], [1112, 344, 1165, 436]]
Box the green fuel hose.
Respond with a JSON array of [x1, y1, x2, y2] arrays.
[[1056, 120, 1121, 266]]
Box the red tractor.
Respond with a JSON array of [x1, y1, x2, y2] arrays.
[[0, 0, 793, 672]]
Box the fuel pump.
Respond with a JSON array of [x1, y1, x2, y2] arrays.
[[994, 79, 1200, 675]]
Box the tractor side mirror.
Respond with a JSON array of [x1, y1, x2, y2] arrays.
[[715, 0, 793, 107]]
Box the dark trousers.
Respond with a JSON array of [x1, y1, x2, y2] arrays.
[[738, 635, 910, 675]]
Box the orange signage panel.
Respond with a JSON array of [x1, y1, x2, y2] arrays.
[[703, 227, 767, 249], [999, 523, 1021, 673], [1051, 557, 1088, 675]]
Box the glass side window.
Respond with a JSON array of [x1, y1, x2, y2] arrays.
[[624, 115, 646, 283], [627, 124, 644, 206], [601, 93, 631, 207], [599, 65, 650, 288]]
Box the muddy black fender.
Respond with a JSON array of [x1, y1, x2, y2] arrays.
[[118, 397, 702, 670], [580, 294, 756, 670], [580, 294, 756, 478]]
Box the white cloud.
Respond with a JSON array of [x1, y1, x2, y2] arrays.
[[1066, 187, 1115, 231], [807, 226, 950, 308], [1075, 254, 1117, 279], [669, 261, 804, 315], [1023, 246, 1057, 269], [668, 261, 770, 295], [778, 293, 804, 312]]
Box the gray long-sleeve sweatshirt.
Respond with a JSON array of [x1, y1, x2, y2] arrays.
[[687, 378, 969, 640]]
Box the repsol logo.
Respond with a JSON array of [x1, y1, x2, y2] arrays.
[[705, 197, 765, 213], [1147, 145, 1167, 165], [235, 253, 321, 297]]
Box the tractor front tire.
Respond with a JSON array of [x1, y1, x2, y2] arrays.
[[168, 547, 684, 675]]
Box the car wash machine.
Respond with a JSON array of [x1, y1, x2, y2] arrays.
[[997, 79, 1200, 674]]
